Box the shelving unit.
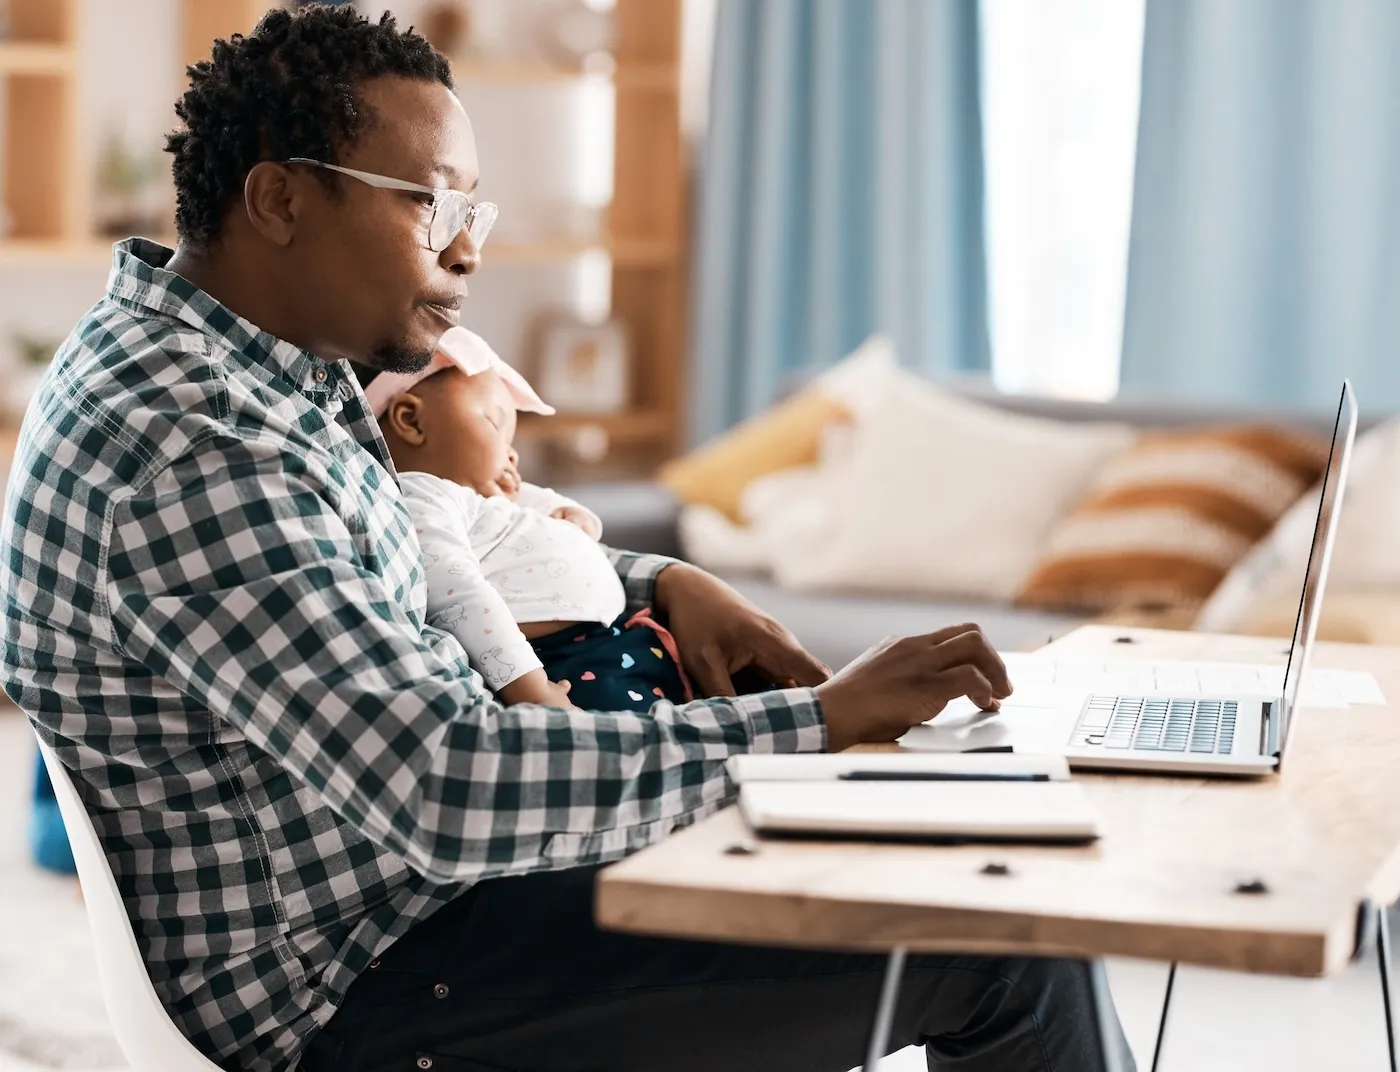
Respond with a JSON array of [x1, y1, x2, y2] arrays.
[[0, 0, 686, 474], [433, 3, 690, 471], [0, 0, 83, 255], [592, 0, 686, 470]]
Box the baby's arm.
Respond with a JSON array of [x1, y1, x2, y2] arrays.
[[516, 482, 603, 541], [404, 482, 573, 707]]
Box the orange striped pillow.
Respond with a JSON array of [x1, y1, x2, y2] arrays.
[[1016, 426, 1330, 614]]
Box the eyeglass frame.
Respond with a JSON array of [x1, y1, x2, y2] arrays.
[[283, 157, 498, 253]]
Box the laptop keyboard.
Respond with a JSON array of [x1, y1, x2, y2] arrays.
[[1071, 696, 1238, 754]]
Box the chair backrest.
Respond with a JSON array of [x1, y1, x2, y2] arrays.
[[34, 732, 225, 1072]]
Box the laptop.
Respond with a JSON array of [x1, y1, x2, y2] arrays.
[[1057, 381, 1358, 776]]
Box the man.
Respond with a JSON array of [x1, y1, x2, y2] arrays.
[[0, 8, 1131, 1071]]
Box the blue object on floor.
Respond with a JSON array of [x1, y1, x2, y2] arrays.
[[30, 748, 76, 874]]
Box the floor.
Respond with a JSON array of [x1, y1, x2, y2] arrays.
[[2, 706, 1397, 1071]]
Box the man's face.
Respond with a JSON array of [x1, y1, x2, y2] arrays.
[[292, 76, 480, 372]]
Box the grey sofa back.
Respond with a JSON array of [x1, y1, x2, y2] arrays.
[[778, 370, 1377, 436]]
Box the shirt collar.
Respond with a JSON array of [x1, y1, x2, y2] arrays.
[[105, 237, 341, 395]]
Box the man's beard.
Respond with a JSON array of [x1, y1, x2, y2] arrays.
[[367, 339, 434, 375]]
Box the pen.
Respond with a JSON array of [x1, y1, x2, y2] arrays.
[[837, 772, 1051, 783]]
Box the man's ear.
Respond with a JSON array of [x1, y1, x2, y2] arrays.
[[386, 393, 428, 448], [242, 162, 302, 247]]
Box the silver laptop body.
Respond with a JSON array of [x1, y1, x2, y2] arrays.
[[1062, 381, 1358, 776]]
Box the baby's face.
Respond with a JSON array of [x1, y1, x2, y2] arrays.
[[417, 367, 522, 498]]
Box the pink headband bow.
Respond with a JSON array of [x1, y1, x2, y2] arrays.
[[362, 326, 555, 418]]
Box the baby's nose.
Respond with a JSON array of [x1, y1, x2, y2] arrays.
[[507, 447, 519, 466]]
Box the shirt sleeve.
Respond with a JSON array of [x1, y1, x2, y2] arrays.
[[606, 548, 676, 616], [103, 435, 826, 885], [402, 481, 542, 690]]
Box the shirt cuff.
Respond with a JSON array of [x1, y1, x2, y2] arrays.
[[609, 549, 680, 612], [728, 687, 828, 754]]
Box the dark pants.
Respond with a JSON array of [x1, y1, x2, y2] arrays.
[[531, 617, 688, 712], [301, 864, 1134, 1072]]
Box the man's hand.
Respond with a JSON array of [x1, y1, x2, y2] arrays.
[[813, 624, 1012, 752], [551, 506, 602, 541], [653, 563, 830, 697]]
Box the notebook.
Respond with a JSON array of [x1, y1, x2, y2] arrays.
[[732, 754, 1100, 845]]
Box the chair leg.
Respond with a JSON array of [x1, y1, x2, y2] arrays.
[[862, 946, 907, 1071], [1378, 903, 1398, 1072], [1150, 962, 1177, 1072]]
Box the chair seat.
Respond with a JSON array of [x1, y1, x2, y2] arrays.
[[34, 733, 225, 1071]]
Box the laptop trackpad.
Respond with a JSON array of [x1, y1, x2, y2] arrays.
[[899, 699, 1079, 753]]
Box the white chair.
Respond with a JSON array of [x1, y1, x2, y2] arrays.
[[35, 733, 224, 1072]]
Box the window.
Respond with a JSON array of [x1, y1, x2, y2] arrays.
[[979, 0, 1146, 400]]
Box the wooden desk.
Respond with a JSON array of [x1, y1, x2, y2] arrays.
[[595, 626, 1400, 1066]]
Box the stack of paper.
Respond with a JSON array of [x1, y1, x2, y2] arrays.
[[998, 653, 1386, 709]]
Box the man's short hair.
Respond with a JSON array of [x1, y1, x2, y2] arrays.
[[166, 4, 452, 248]]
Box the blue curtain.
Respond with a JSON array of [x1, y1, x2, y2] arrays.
[[1121, 0, 1400, 409], [688, 0, 989, 444]]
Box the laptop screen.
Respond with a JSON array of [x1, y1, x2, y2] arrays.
[[1277, 381, 1358, 755]]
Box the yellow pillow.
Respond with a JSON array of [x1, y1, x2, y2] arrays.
[[659, 390, 850, 521]]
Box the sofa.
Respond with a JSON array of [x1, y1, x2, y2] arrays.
[[563, 385, 1376, 670]]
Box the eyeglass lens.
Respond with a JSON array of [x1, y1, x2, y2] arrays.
[[429, 194, 497, 253]]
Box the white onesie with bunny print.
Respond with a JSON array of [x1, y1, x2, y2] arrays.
[[399, 470, 625, 690]]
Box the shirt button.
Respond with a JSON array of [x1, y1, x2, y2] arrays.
[[368, 958, 380, 970], [433, 983, 449, 999], [417, 1058, 433, 1070], [313, 366, 328, 384]]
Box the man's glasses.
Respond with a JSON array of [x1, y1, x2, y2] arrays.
[[284, 158, 498, 253]]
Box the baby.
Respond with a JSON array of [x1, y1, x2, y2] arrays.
[[364, 327, 692, 711]]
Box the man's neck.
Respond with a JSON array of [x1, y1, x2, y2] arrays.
[[165, 242, 318, 357]]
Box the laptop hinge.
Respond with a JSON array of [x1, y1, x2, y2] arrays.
[[1261, 701, 1281, 757]]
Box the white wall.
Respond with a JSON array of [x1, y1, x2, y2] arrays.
[[980, 0, 1145, 401]]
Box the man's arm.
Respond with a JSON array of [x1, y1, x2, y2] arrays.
[[103, 437, 826, 885]]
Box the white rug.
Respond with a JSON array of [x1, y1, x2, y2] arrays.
[[0, 709, 125, 1071]]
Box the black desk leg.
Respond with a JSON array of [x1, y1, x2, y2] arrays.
[[1150, 962, 1177, 1072], [1379, 904, 1398, 1072], [862, 946, 907, 1071], [1089, 959, 1131, 1072]]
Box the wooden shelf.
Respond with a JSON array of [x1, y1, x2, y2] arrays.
[[0, 236, 681, 269], [487, 238, 679, 267], [614, 65, 681, 91], [0, 41, 76, 75], [454, 61, 604, 85], [0, 235, 173, 267], [452, 61, 677, 90], [516, 410, 673, 443]]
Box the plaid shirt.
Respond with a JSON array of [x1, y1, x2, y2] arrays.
[[1, 240, 826, 1071]]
